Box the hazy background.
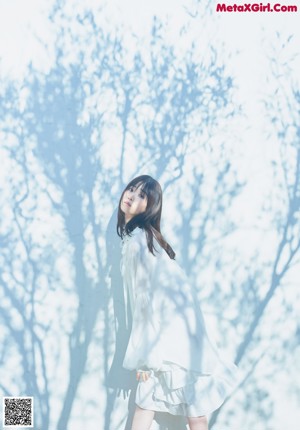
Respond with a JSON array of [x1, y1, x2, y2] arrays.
[[0, 0, 299, 429]]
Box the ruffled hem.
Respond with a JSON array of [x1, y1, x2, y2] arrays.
[[135, 360, 239, 417]]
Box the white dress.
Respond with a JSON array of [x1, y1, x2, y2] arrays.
[[120, 227, 239, 417]]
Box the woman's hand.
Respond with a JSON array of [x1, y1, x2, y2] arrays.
[[136, 370, 151, 382]]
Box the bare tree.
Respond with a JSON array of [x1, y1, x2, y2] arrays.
[[0, 4, 244, 430], [209, 34, 300, 429]]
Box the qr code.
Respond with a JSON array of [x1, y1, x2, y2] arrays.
[[3, 397, 34, 427]]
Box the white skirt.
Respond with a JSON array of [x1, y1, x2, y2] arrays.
[[135, 360, 239, 417]]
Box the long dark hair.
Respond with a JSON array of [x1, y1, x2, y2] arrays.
[[117, 175, 175, 260]]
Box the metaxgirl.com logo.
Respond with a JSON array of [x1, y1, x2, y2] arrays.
[[216, 2, 297, 12]]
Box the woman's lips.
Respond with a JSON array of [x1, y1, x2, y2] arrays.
[[124, 201, 131, 207]]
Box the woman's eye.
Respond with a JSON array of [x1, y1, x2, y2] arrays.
[[139, 194, 145, 199]]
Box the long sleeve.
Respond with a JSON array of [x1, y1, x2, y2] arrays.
[[122, 229, 232, 375], [122, 232, 163, 371]]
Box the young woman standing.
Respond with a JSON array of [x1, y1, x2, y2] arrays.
[[117, 175, 239, 430]]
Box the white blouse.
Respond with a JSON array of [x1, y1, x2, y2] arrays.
[[120, 227, 230, 376]]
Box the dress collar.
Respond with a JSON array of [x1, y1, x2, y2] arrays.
[[121, 227, 142, 245]]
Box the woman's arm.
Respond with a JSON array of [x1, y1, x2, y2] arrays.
[[123, 233, 162, 372]]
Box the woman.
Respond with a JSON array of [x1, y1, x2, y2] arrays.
[[117, 175, 239, 430]]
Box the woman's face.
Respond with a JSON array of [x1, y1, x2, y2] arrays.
[[121, 184, 148, 224]]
